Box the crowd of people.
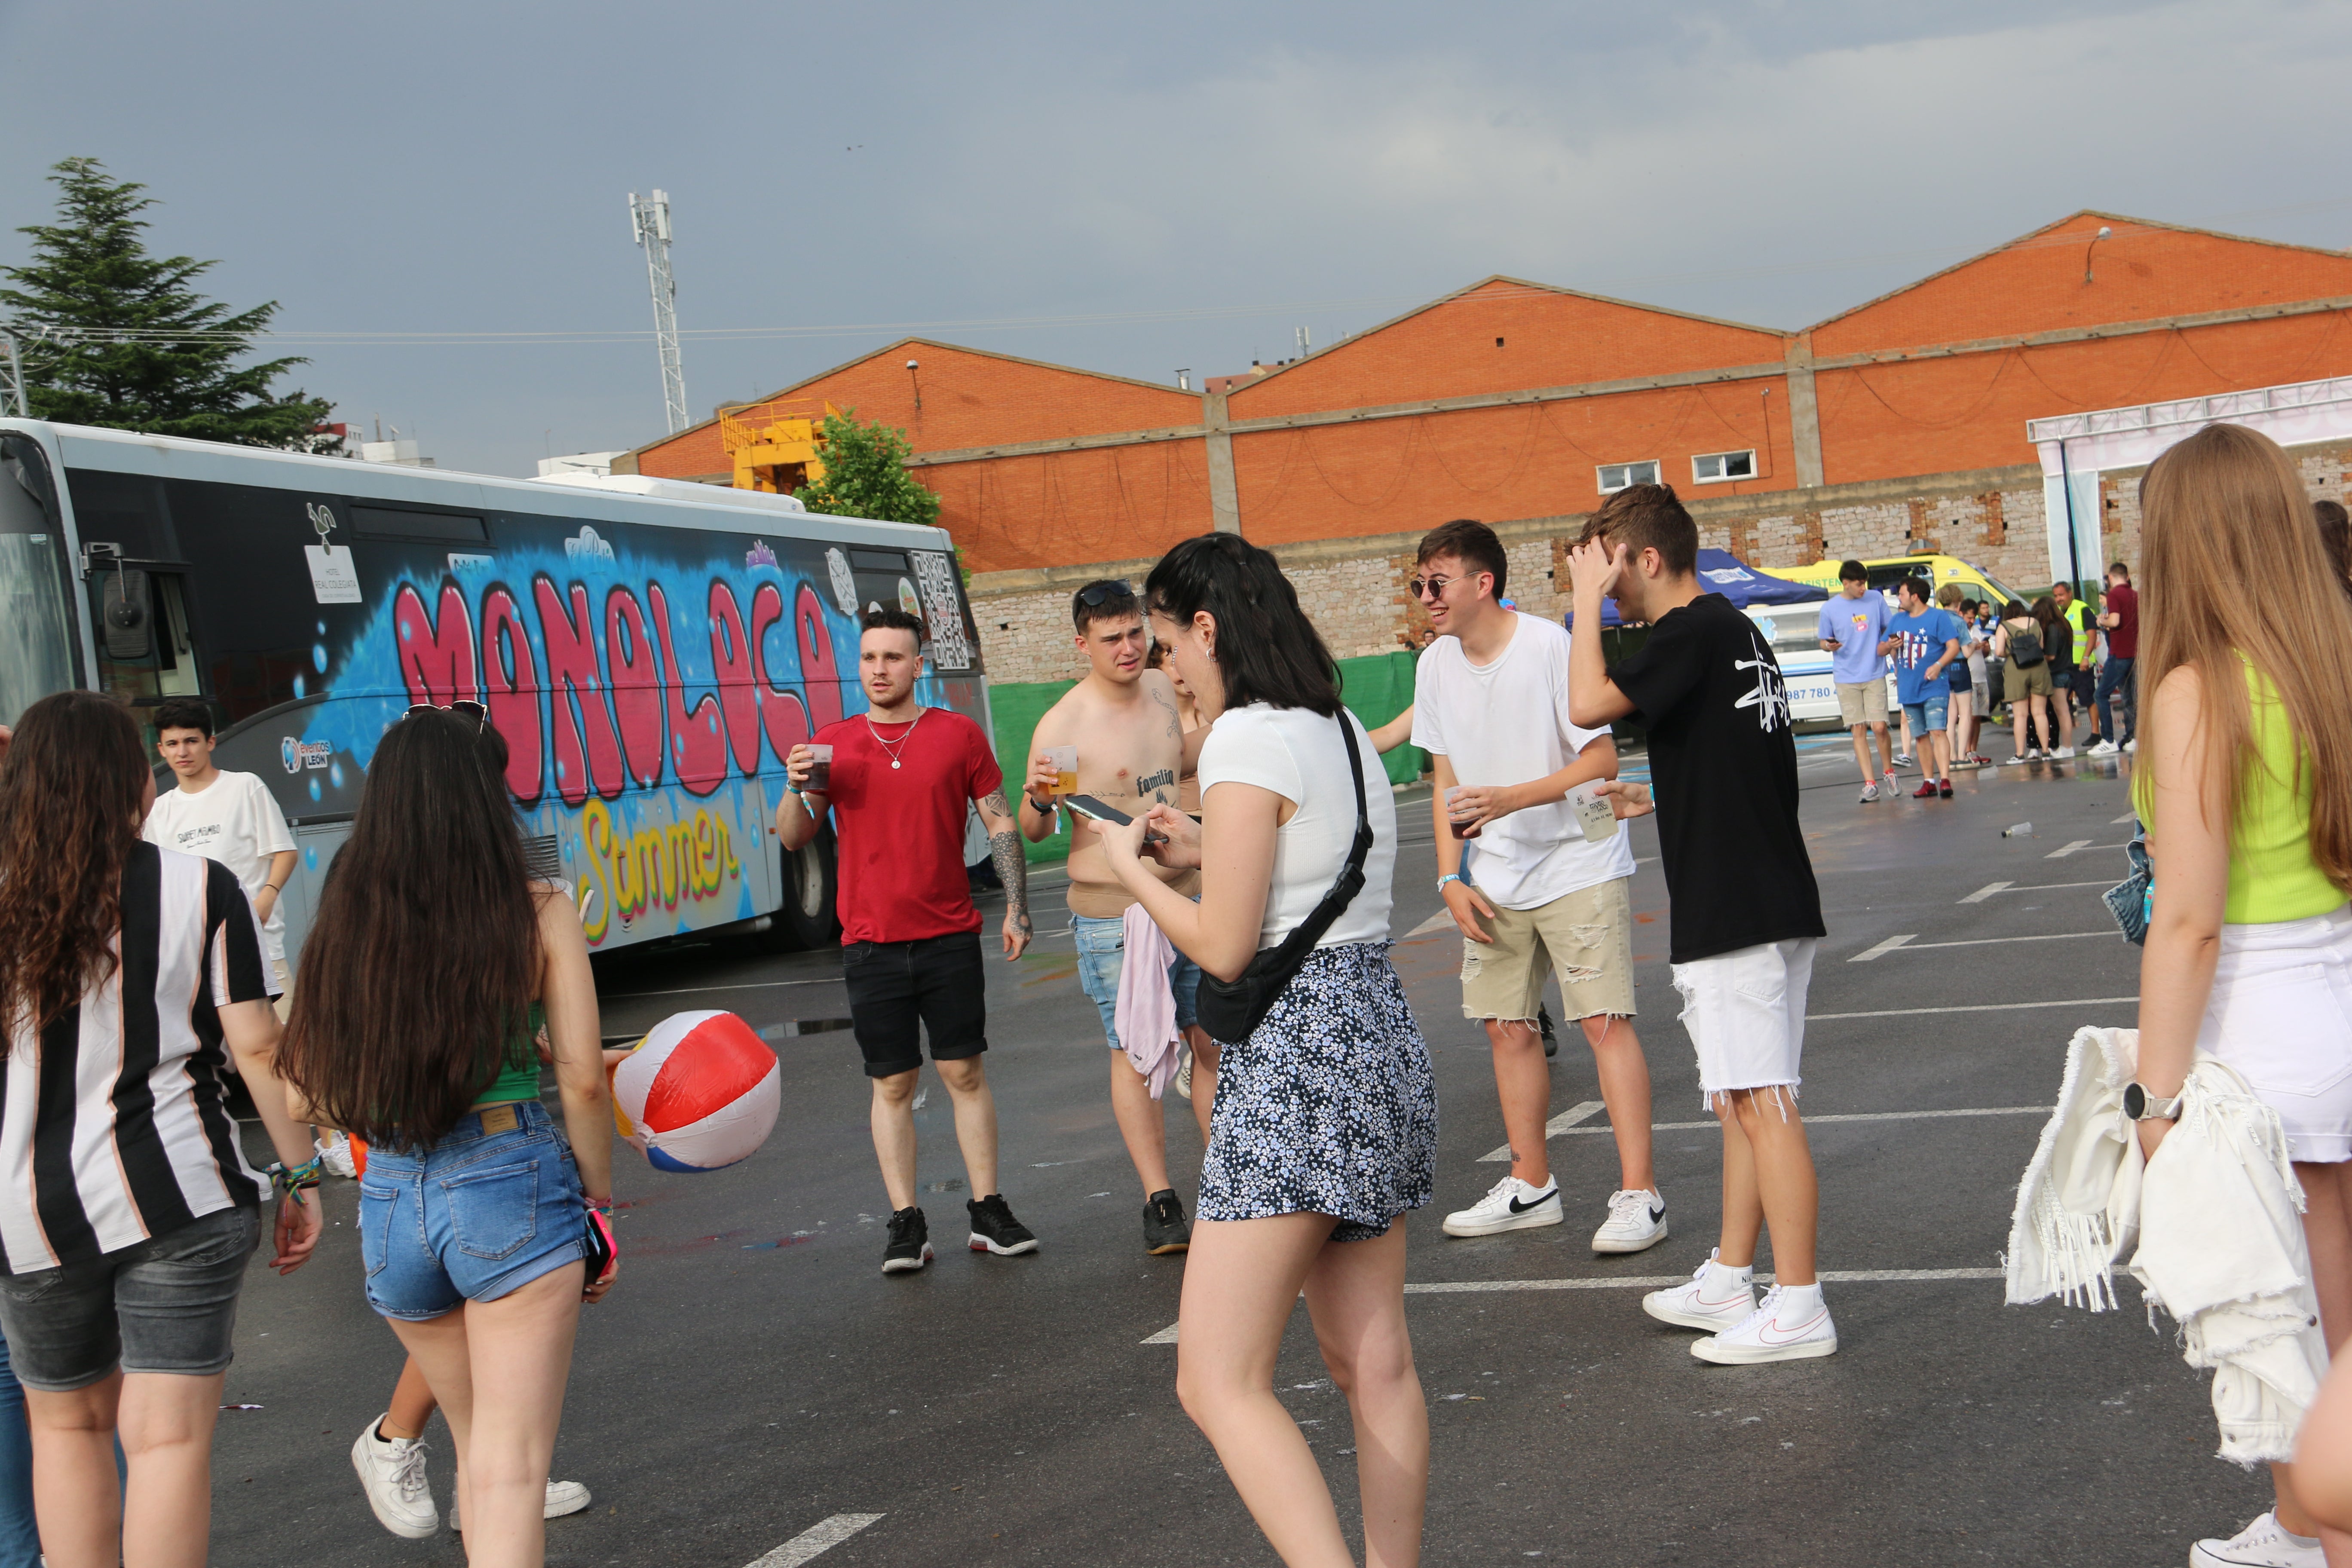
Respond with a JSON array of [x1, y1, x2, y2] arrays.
[[0, 422, 2346, 1567]]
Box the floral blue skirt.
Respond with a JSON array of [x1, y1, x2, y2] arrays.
[[1200, 942, 1437, 1241]]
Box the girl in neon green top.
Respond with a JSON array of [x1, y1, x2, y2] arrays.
[[2124, 424, 2352, 1560]]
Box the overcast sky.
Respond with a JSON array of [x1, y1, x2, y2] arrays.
[[6, 0, 2349, 477]]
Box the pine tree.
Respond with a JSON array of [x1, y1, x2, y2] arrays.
[[0, 157, 337, 449], [794, 409, 941, 528]]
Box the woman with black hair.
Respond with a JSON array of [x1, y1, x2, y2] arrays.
[[0, 692, 322, 1568], [278, 705, 615, 1568], [1097, 533, 1436, 1568]]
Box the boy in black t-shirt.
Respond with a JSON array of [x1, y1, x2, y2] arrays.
[[1565, 484, 1837, 1365]]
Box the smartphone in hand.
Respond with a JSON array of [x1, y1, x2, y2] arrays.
[[1063, 795, 1166, 843]]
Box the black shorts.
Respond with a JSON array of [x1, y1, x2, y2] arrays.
[[843, 931, 989, 1078]]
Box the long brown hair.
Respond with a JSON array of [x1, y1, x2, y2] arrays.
[[0, 692, 150, 1044], [279, 707, 543, 1147], [2138, 423, 2352, 893]]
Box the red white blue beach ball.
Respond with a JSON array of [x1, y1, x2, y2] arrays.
[[610, 1011, 781, 1173]]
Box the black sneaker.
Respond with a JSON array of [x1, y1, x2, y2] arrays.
[[882, 1206, 932, 1275], [1142, 1189, 1192, 1255], [966, 1194, 1039, 1256], [1538, 1005, 1558, 1059]]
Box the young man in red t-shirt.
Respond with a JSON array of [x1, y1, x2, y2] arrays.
[[2088, 560, 2140, 756], [780, 608, 1038, 1274]]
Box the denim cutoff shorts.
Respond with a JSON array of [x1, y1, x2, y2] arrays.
[[1072, 913, 1200, 1050], [358, 1099, 588, 1321]]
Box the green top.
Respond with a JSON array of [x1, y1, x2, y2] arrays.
[[472, 1002, 546, 1108], [2137, 662, 2342, 925]]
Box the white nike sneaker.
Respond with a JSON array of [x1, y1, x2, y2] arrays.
[[2190, 1511, 2326, 1567], [351, 1416, 437, 1539], [450, 1479, 594, 1531], [1441, 1176, 1562, 1237], [1642, 1250, 1755, 1331], [318, 1129, 357, 1180], [1592, 1188, 1668, 1254], [1691, 1283, 1838, 1363]]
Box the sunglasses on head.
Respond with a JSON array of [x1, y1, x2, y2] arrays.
[[1075, 580, 1134, 607], [406, 700, 488, 733]]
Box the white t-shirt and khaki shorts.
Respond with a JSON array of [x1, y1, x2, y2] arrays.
[[1412, 612, 1639, 1025], [143, 769, 298, 1018]]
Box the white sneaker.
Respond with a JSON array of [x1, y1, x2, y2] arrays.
[[2191, 1510, 2325, 1566], [1592, 1188, 1668, 1253], [2087, 738, 2119, 756], [1858, 781, 1880, 803], [317, 1129, 357, 1179], [1176, 1046, 1193, 1101], [2124, 737, 2137, 753], [1890, 753, 1913, 768], [2050, 745, 2076, 759], [1691, 1283, 1838, 1363], [1881, 770, 1899, 796], [351, 1416, 437, 1540], [1641, 1250, 1756, 1331], [450, 1479, 594, 1531], [1441, 1176, 1562, 1237]]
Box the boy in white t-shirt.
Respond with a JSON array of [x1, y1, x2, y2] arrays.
[[141, 698, 298, 1015], [1408, 521, 1665, 1254]]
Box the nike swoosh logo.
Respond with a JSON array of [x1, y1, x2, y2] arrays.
[[1649, 1205, 1666, 1223], [1508, 1192, 1556, 1213], [1759, 1309, 1829, 1344]]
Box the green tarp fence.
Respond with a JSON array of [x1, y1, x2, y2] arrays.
[[985, 653, 1425, 866]]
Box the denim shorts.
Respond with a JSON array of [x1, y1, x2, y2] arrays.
[[1072, 913, 1201, 1049], [0, 1205, 260, 1391], [1902, 693, 1949, 733], [358, 1099, 588, 1321]]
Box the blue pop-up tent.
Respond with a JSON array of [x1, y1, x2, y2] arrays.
[[1564, 548, 1826, 628]]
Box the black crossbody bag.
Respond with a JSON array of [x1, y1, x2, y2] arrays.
[[1194, 713, 1375, 1043]]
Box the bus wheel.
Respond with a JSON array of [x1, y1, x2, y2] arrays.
[[768, 822, 841, 951]]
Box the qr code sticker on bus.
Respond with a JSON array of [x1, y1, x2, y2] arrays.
[[911, 551, 973, 672]]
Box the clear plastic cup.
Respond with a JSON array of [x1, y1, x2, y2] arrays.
[[1445, 784, 1480, 840], [806, 743, 833, 792], [1045, 745, 1078, 797]]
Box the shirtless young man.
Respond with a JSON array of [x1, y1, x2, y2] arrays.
[[1020, 580, 1217, 1256]]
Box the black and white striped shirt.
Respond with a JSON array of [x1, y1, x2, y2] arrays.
[[0, 843, 274, 1274]]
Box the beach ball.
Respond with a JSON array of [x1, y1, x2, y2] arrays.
[[609, 1010, 781, 1173]]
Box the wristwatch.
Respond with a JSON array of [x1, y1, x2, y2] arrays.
[[2122, 1081, 2183, 1121]]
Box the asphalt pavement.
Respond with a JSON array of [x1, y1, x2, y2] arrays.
[[212, 739, 2263, 1568]]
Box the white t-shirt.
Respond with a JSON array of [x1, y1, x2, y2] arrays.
[[142, 770, 297, 967], [1409, 612, 1636, 910], [1197, 704, 1396, 950]]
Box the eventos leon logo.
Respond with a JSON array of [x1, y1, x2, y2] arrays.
[[281, 738, 332, 774]]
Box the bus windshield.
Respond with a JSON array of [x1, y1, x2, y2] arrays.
[[0, 438, 81, 725]]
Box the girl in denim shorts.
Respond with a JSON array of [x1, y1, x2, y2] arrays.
[[280, 706, 616, 1565]]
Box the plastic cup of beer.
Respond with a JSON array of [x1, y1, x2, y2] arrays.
[[1566, 780, 1618, 845], [1045, 745, 1078, 798], [1445, 785, 1480, 840], [805, 744, 833, 792]]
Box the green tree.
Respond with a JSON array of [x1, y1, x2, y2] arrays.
[[1, 157, 337, 449], [793, 408, 940, 527]]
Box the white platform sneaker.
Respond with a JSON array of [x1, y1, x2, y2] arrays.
[[1641, 1250, 1756, 1331], [1691, 1283, 1839, 1364], [1441, 1176, 1562, 1237], [2190, 1510, 2325, 1567], [1591, 1188, 1668, 1253]]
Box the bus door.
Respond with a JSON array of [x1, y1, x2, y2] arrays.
[[0, 433, 84, 725]]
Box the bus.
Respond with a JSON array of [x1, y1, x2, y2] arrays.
[[0, 419, 990, 961]]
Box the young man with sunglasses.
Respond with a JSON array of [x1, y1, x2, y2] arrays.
[[1019, 580, 1214, 1255], [1409, 521, 1666, 1254], [781, 609, 1039, 1274]]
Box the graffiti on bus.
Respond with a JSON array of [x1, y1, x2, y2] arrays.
[[577, 796, 744, 945]]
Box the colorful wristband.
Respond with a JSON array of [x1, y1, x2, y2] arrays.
[[1436, 873, 1462, 891]]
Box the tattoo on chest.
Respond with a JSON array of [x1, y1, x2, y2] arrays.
[[1135, 768, 1175, 799]]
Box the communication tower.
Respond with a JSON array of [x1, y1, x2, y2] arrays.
[[628, 190, 688, 434]]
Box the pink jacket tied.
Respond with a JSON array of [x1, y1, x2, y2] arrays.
[[1114, 902, 1184, 1099]]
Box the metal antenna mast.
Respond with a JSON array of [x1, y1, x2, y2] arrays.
[[0, 331, 28, 419], [628, 190, 688, 434]]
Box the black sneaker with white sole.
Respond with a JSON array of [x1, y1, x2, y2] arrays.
[[882, 1206, 932, 1274], [966, 1194, 1039, 1256], [1142, 1189, 1192, 1255]]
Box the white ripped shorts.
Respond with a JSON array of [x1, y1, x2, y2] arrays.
[[2197, 904, 2352, 1164], [1670, 937, 1817, 1110]]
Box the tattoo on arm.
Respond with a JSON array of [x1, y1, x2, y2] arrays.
[[1147, 685, 1181, 738], [979, 791, 1032, 934]]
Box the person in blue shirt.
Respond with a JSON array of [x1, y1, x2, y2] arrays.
[[1886, 576, 1964, 798], [1815, 560, 1898, 802]]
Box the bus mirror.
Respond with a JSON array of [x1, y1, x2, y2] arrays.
[[101, 567, 152, 661]]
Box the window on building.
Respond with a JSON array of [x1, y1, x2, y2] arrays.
[[1691, 450, 1757, 484], [1596, 460, 1660, 493]]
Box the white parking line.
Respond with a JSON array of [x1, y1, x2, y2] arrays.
[[1477, 1100, 1605, 1163], [1964, 880, 2113, 899], [747, 1513, 886, 1567], [2046, 840, 2126, 859], [1848, 933, 1917, 961], [2112, 812, 2140, 825], [1402, 910, 1457, 938], [1865, 931, 2112, 955], [1144, 1266, 2008, 1334], [1557, 1106, 2049, 1135], [1809, 994, 2135, 1020], [1958, 881, 2012, 903]]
